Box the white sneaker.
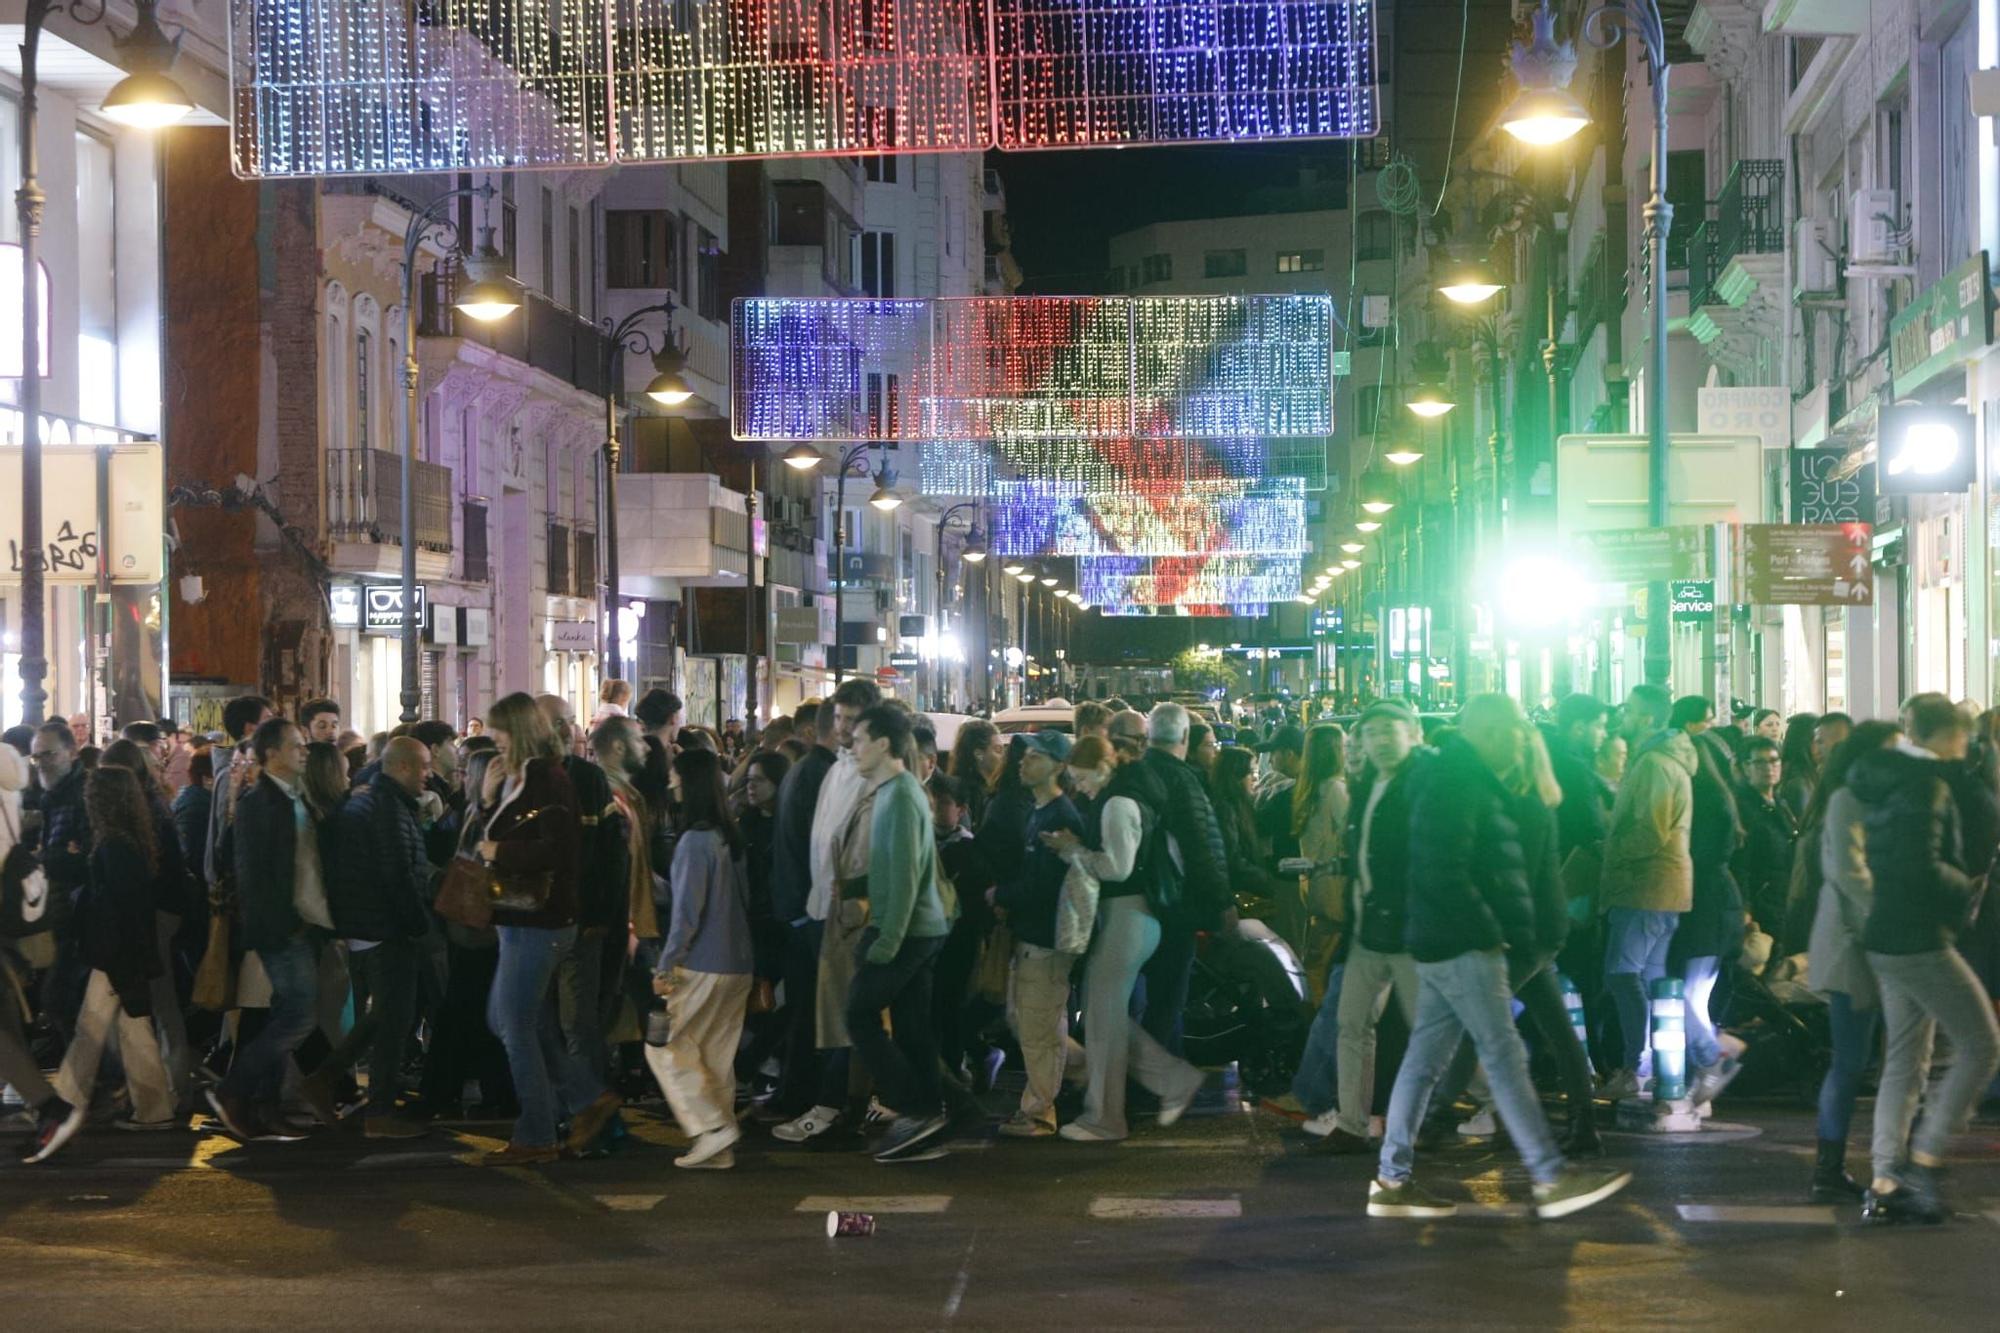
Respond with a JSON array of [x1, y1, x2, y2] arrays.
[[771, 1105, 842, 1143], [676, 1123, 742, 1167], [1058, 1120, 1124, 1142], [1300, 1110, 1340, 1139], [1157, 1074, 1203, 1128], [1456, 1107, 1497, 1138]]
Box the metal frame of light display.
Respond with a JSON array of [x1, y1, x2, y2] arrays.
[[228, 0, 1378, 176], [731, 294, 1333, 444], [1079, 554, 1302, 605]]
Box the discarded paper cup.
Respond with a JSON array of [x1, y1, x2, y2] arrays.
[[827, 1210, 877, 1238]]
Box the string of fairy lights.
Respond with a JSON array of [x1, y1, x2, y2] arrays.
[[228, 0, 1379, 176]]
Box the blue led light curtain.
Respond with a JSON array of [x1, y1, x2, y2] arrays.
[[229, 0, 1378, 175], [986, 479, 1308, 557], [916, 437, 1329, 497], [1079, 554, 1303, 605]]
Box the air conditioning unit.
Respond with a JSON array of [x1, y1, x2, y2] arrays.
[[1794, 217, 1838, 292], [1847, 189, 1897, 264]]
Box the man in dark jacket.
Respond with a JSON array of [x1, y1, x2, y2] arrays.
[[538, 695, 621, 1084], [1368, 695, 1630, 1222], [28, 720, 92, 1040], [304, 737, 434, 1138], [992, 730, 1082, 1136], [1139, 702, 1231, 1054], [1853, 695, 2000, 1225], [1732, 736, 1797, 932], [1307, 699, 1431, 1153], [765, 711, 840, 1119], [208, 718, 329, 1143]]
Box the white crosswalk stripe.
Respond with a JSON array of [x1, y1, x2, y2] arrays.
[[1677, 1205, 1838, 1225], [795, 1195, 954, 1215], [1088, 1195, 1242, 1219], [596, 1194, 667, 1211]]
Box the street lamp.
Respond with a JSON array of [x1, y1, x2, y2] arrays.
[[827, 444, 885, 684], [14, 0, 193, 725], [1500, 4, 1592, 146], [600, 298, 690, 666], [1521, 0, 1672, 683], [868, 464, 903, 512], [1356, 519, 1383, 533], [960, 527, 989, 563], [1436, 255, 1506, 306], [782, 443, 823, 470], [392, 186, 520, 723], [932, 502, 983, 710], [1002, 559, 1027, 577]]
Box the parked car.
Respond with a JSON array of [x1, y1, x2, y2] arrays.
[[992, 700, 1076, 735], [923, 712, 974, 754]]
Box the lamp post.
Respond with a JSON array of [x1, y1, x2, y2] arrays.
[[788, 444, 898, 685], [599, 298, 693, 668], [14, 0, 191, 726], [396, 187, 520, 723], [1503, 0, 1672, 684], [932, 502, 982, 711]]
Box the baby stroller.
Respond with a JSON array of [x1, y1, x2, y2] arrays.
[[1181, 916, 1311, 1097], [1720, 953, 1833, 1107]]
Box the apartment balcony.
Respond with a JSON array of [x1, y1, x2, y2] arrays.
[[614, 473, 751, 597], [326, 448, 454, 580], [420, 276, 613, 399], [1686, 160, 1786, 375]]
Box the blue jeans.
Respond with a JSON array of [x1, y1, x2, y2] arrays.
[[223, 934, 320, 1104], [1289, 961, 1346, 1114], [1816, 991, 1880, 1142], [1682, 954, 1723, 1070], [1377, 950, 1565, 1188], [1603, 908, 1678, 1071], [487, 925, 604, 1148]]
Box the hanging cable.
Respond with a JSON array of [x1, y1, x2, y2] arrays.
[[1429, 0, 1472, 217]]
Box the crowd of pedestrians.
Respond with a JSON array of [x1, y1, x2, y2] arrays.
[[1, 678, 1995, 1226]]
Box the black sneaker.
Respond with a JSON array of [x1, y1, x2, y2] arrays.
[[874, 1112, 949, 1162], [19, 1098, 85, 1164], [1860, 1184, 1945, 1225]]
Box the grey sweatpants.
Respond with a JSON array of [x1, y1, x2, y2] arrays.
[[1867, 949, 2000, 1181]]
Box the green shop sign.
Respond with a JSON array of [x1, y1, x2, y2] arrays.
[[1890, 251, 1994, 397]]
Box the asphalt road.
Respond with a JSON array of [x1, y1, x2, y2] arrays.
[[2, 1090, 1997, 1330]]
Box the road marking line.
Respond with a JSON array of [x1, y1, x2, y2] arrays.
[[942, 1233, 977, 1322], [1118, 1138, 1256, 1150], [1677, 1205, 1838, 1225], [353, 1151, 466, 1169], [97, 1157, 206, 1170], [1088, 1195, 1242, 1219], [1459, 1202, 1535, 1218], [596, 1194, 667, 1212], [795, 1195, 953, 1214]]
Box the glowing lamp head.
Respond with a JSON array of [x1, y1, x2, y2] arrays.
[[1383, 448, 1425, 467], [1405, 382, 1455, 417], [101, 70, 194, 129], [1040, 574, 1059, 587], [453, 247, 521, 323], [1361, 500, 1395, 515], [1500, 85, 1592, 147], [644, 344, 696, 406], [1499, 553, 1585, 628], [1436, 255, 1505, 306], [782, 443, 823, 470], [1015, 567, 1037, 584], [1356, 519, 1382, 533], [1341, 558, 1361, 570], [961, 527, 989, 564], [1002, 560, 1027, 576], [1340, 541, 1365, 554]]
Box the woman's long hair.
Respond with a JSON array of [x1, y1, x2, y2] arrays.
[[948, 720, 999, 788], [1801, 720, 1902, 834], [487, 691, 564, 773], [86, 765, 156, 875], [673, 747, 740, 852], [99, 737, 164, 805], [303, 741, 349, 821], [1292, 722, 1347, 837], [1511, 726, 1564, 808], [1779, 713, 1820, 789], [1209, 745, 1260, 843]]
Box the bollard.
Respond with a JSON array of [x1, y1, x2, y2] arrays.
[[1559, 972, 1596, 1081], [1648, 976, 1687, 1102]]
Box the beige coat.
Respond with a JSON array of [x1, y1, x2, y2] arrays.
[[1599, 731, 1697, 914]]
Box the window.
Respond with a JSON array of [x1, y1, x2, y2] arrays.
[[500, 174, 518, 276], [356, 329, 372, 449], [75, 132, 116, 422], [605, 210, 676, 288], [326, 314, 346, 452], [540, 186, 555, 297], [1276, 248, 1325, 273], [1203, 248, 1247, 278], [1352, 384, 1386, 434], [859, 230, 895, 297], [696, 226, 722, 320], [864, 154, 897, 184], [1356, 211, 1392, 262], [587, 200, 600, 320], [1141, 253, 1172, 283], [567, 206, 581, 310]]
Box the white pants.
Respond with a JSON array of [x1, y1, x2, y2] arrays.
[[1335, 942, 1418, 1136], [1007, 942, 1081, 1125], [1076, 895, 1201, 1138], [643, 969, 753, 1138], [54, 969, 175, 1124]]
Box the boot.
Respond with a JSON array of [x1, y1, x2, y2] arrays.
[[1810, 1139, 1865, 1203], [1560, 1107, 1603, 1160]]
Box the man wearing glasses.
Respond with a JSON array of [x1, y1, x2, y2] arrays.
[[28, 722, 92, 1042], [1732, 736, 1797, 940]]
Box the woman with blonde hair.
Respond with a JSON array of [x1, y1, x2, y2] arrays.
[[1291, 723, 1350, 942], [476, 692, 619, 1165]]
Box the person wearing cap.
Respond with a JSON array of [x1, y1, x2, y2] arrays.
[[1255, 724, 1308, 871], [991, 729, 1085, 1136], [1307, 699, 1431, 1152]]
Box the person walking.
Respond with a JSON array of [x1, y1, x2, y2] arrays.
[[1851, 696, 2000, 1224], [1366, 695, 1630, 1221], [647, 747, 755, 1170], [309, 737, 436, 1138], [206, 718, 330, 1142], [50, 765, 176, 1136], [1044, 736, 1203, 1141], [5, 736, 84, 1162], [1138, 703, 1232, 1054], [1802, 721, 1901, 1202], [477, 693, 619, 1166], [1597, 684, 1697, 1100], [842, 704, 957, 1162], [993, 730, 1083, 1137]]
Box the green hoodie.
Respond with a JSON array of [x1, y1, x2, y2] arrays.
[[865, 768, 953, 963]]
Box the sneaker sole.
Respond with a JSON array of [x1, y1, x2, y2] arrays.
[[1535, 1171, 1633, 1220], [1366, 1202, 1458, 1219], [876, 1118, 950, 1160], [876, 1145, 948, 1163]]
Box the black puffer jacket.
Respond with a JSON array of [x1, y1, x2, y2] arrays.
[[1852, 746, 1983, 955], [1403, 736, 1537, 963], [565, 754, 625, 931], [1343, 749, 1433, 954], [1671, 733, 1746, 965], [1142, 747, 1230, 930], [1540, 724, 1612, 862], [329, 772, 433, 942]]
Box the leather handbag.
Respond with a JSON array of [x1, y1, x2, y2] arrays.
[[434, 854, 497, 931]]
